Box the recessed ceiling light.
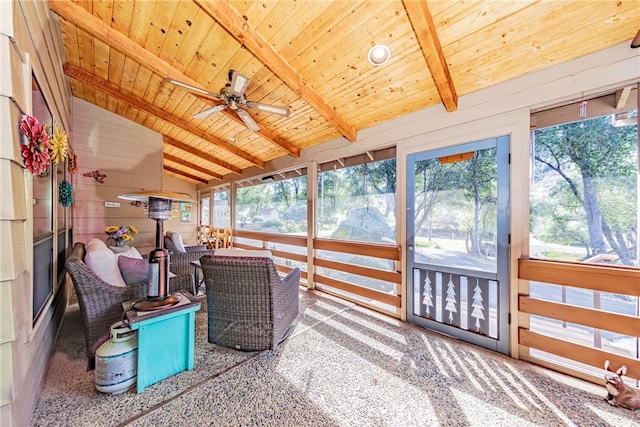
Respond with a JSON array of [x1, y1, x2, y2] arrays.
[[368, 44, 391, 66]]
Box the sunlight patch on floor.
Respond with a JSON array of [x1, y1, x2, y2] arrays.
[[450, 387, 537, 426], [584, 402, 640, 425], [501, 361, 577, 426], [334, 309, 407, 344], [498, 362, 542, 410], [420, 335, 452, 378], [467, 351, 529, 410], [304, 308, 404, 360], [440, 341, 486, 392], [277, 328, 438, 425]]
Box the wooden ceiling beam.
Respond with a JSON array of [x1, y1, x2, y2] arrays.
[[163, 136, 242, 175], [402, 0, 458, 112], [615, 86, 632, 109], [164, 153, 223, 180], [163, 165, 208, 184], [48, 0, 298, 158], [194, 0, 358, 142], [63, 63, 264, 168]]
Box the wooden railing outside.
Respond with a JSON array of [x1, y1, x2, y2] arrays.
[[518, 258, 640, 381], [233, 229, 308, 280], [313, 239, 401, 317], [233, 230, 402, 317]]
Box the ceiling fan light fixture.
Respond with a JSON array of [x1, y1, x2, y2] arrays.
[[230, 71, 249, 95], [368, 44, 391, 66]]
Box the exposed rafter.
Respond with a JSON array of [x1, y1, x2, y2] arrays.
[[615, 86, 632, 109], [164, 153, 222, 181], [163, 136, 242, 175], [48, 0, 299, 158], [63, 63, 264, 168], [164, 165, 208, 184], [194, 0, 358, 142], [402, 0, 458, 112]]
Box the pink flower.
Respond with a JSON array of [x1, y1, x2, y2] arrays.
[[19, 115, 51, 175]]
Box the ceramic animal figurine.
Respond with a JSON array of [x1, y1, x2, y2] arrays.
[[604, 360, 640, 410]]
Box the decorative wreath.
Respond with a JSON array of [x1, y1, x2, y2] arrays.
[[83, 169, 107, 184], [58, 180, 74, 207], [68, 150, 78, 174], [19, 115, 50, 175], [48, 124, 69, 165]]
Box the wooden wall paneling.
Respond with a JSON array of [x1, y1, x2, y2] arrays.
[[0, 97, 24, 163], [0, 0, 13, 38], [71, 96, 163, 250], [0, 37, 26, 110], [163, 174, 198, 246], [31, 0, 72, 127], [18, 1, 68, 128], [0, 215, 28, 284], [2, 1, 73, 425]]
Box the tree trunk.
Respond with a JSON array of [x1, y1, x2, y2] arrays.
[[581, 174, 607, 254]]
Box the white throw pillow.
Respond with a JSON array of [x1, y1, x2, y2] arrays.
[[85, 238, 126, 287], [166, 231, 187, 253], [114, 246, 143, 260], [214, 248, 273, 258]]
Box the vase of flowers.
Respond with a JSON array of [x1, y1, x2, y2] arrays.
[[105, 225, 138, 246]]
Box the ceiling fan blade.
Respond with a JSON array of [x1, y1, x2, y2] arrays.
[[192, 104, 226, 119], [246, 101, 290, 117], [236, 108, 260, 132], [228, 70, 250, 97], [164, 78, 222, 100]]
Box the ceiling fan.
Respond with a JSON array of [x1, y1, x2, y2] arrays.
[[164, 70, 290, 132]]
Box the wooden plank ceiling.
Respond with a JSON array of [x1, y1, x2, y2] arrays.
[[49, 0, 640, 184]]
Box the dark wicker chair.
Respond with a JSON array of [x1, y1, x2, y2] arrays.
[[200, 255, 300, 351], [164, 235, 215, 293], [65, 242, 193, 368]]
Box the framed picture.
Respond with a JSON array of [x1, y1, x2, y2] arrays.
[[181, 212, 191, 222]]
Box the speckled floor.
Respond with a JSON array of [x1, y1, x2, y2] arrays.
[[31, 289, 639, 426]]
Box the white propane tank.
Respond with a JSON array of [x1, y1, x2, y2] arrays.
[[95, 321, 138, 394]]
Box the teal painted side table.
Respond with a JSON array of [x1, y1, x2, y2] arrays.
[[122, 291, 201, 393]]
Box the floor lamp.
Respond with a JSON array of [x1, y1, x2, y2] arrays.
[[118, 190, 193, 311]]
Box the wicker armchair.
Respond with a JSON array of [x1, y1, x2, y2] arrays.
[[200, 254, 300, 351], [164, 235, 215, 293], [65, 242, 193, 368], [65, 242, 146, 369]]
